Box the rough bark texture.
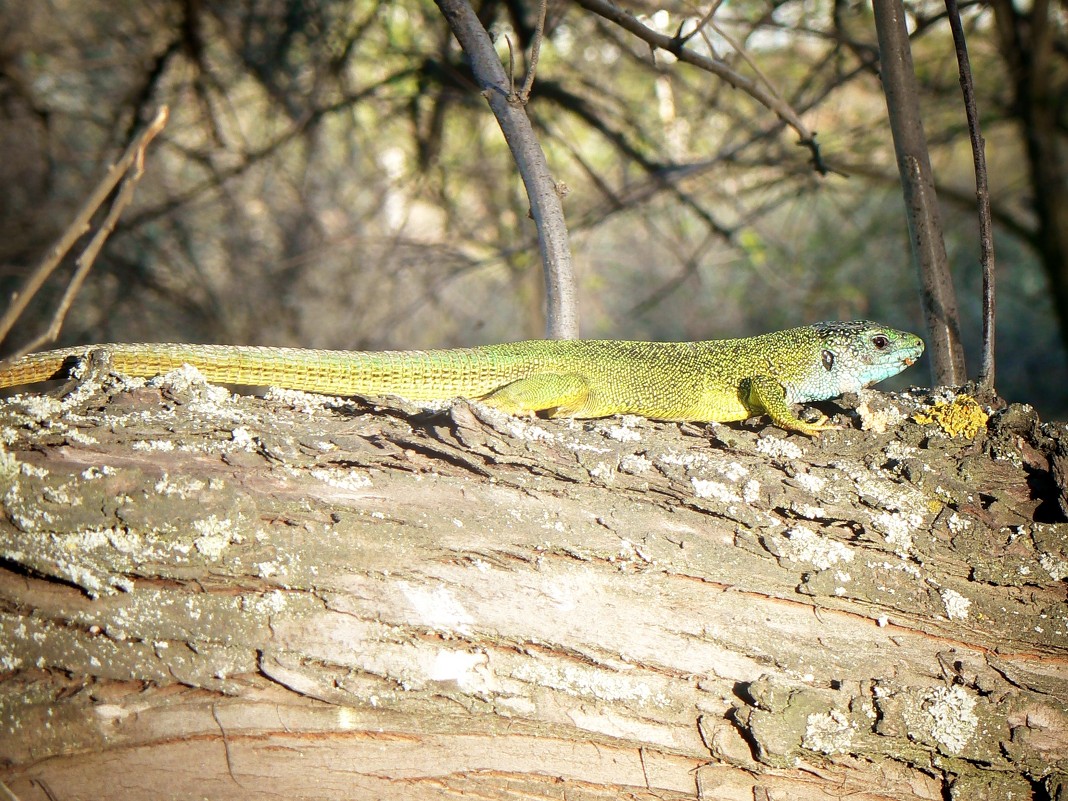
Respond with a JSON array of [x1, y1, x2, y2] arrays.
[[0, 368, 1066, 800]]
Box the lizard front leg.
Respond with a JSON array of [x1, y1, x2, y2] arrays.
[[743, 375, 836, 436]]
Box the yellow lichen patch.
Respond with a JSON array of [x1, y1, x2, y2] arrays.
[[913, 396, 989, 439]]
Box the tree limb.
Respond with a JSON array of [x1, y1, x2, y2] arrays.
[[435, 0, 579, 339]]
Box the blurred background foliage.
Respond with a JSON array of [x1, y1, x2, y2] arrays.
[[0, 0, 1065, 416]]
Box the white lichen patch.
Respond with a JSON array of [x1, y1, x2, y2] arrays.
[[602, 419, 642, 442], [0, 636, 24, 671], [619, 453, 652, 474], [865, 558, 923, 580], [855, 392, 907, 433], [907, 686, 978, 754], [0, 445, 20, 486], [717, 461, 749, 481], [230, 427, 257, 451], [803, 709, 855, 754], [790, 502, 826, 520], [309, 467, 373, 491], [147, 365, 223, 398], [777, 526, 854, 570], [65, 428, 100, 446], [256, 561, 279, 578], [850, 469, 927, 517], [505, 417, 556, 443], [612, 538, 652, 570], [41, 484, 79, 506], [940, 588, 972, 620], [31, 529, 132, 595], [691, 478, 740, 503], [244, 589, 289, 616], [155, 474, 208, 498], [1038, 552, 1068, 582], [562, 440, 612, 455], [20, 463, 49, 480], [192, 515, 242, 559], [793, 471, 826, 494], [657, 450, 710, 469], [871, 510, 923, 556], [131, 439, 176, 452], [13, 394, 65, 422], [883, 440, 918, 463], [81, 466, 116, 480], [589, 462, 615, 482], [946, 513, 972, 534], [742, 480, 761, 504], [263, 386, 353, 414], [755, 436, 803, 460]]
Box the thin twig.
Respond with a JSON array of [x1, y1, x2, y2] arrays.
[[702, 17, 788, 119], [575, 0, 826, 173], [16, 118, 163, 357], [506, 35, 517, 97], [0, 106, 170, 351], [675, 0, 728, 47], [945, 0, 996, 390], [517, 0, 549, 102]]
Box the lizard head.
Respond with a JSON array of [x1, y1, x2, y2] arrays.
[[789, 320, 925, 402]]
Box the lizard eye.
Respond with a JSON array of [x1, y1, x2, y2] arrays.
[[871, 335, 890, 350]]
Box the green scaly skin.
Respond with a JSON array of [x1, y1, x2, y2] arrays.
[[0, 321, 924, 435]]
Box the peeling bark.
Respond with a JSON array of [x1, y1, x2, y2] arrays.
[[0, 369, 1065, 800]]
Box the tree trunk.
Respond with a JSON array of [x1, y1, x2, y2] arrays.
[[991, 0, 1068, 358], [0, 371, 1066, 800]]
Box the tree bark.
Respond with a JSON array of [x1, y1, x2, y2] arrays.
[[0, 370, 1066, 800]]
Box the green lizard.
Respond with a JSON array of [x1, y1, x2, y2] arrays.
[[0, 321, 923, 435]]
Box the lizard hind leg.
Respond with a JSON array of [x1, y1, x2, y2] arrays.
[[480, 373, 592, 418]]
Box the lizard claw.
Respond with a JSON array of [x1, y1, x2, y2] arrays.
[[783, 412, 842, 437]]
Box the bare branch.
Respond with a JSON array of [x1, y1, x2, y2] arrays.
[[505, 35, 517, 98], [15, 119, 164, 358], [0, 106, 170, 352], [700, 17, 793, 141], [674, 0, 727, 48], [945, 0, 996, 391], [574, 0, 828, 173], [435, 0, 578, 339], [516, 0, 549, 103]]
